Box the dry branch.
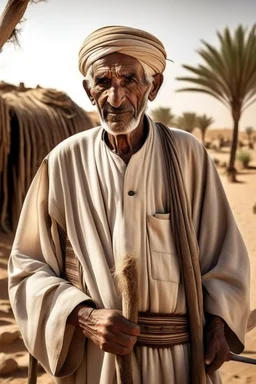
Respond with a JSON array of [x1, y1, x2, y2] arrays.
[[0, 0, 30, 50]]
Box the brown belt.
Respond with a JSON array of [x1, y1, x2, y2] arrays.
[[136, 312, 190, 348]]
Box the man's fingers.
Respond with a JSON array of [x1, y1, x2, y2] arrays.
[[206, 350, 230, 374], [205, 338, 219, 365], [206, 357, 223, 374], [226, 352, 232, 362], [80, 308, 140, 355], [124, 323, 140, 336], [110, 331, 137, 348], [100, 339, 132, 355], [97, 331, 137, 355], [119, 317, 140, 336], [205, 340, 231, 374]]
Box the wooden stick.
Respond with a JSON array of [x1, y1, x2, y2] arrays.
[[230, 353, 256, 365], [28, 353, 38, 384], [115, 253, 139, 384]]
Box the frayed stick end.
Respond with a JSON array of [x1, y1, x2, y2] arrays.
[[114, 253, 139, 323]]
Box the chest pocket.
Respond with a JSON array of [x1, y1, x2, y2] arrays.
[[147, 213, 180, 283]]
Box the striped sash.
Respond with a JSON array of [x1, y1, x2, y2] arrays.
[[137, 312, 189, 348]]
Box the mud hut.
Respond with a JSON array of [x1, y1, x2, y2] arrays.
[[0, 81, 94, 232]]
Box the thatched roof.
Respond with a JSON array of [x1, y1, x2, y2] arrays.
[[0, 81, 94, 232]]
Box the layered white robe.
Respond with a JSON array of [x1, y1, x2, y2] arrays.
[[8, 117, 250, 384]]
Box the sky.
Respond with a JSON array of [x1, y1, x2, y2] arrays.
[[0, 0, 255, 129]]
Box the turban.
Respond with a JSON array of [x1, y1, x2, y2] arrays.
[[78, 25, 167, 77]]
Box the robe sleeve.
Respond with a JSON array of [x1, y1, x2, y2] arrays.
[[8, 159, 95, 377], [176, 130, 250, 354]]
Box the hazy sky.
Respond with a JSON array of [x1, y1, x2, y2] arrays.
[[0, 0, 255, 129]]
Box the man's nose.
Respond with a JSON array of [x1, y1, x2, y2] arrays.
[[107, 84, 125, 108]]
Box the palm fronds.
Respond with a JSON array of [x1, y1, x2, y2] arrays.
[[176, 24, 256, 181]]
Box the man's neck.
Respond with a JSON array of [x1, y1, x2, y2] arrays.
[[106, 118, 148, 164]]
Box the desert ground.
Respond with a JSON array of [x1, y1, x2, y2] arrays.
[[0, 128, 256, 383]]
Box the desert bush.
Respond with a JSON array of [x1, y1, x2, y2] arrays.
[[220, 161, 227, 168], [236, 150, 252, 168], [212, 158, 220, 166]]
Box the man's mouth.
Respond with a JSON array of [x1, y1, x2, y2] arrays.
[[107, 111, 130, 115]]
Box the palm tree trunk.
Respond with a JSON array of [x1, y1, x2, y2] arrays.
[[227, 116, 240, 182], [202, 130, 205, 146]]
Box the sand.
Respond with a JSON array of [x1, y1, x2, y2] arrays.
[[0, 138, 256, 383]]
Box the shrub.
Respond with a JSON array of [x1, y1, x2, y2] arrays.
[[212, 158, 220, 166], [236, 150, 252, 168]]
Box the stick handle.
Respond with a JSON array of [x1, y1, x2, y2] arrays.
[[230, 353, 256, 365], [28, 353, 38, 384]]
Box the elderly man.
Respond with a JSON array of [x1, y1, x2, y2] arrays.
[[8, 26, 250, 384]]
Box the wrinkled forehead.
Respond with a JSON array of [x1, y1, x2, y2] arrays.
[[91, 52, 145, 77]]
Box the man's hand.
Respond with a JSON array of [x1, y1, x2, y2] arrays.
[[67, 305, 140, 355], [204, 315, 232, 374]]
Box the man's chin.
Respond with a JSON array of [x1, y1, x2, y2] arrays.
[[101, 120, 137, 135]]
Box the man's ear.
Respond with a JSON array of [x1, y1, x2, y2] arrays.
[[148, 73, 163, 102], [83, 80, 95, 105]]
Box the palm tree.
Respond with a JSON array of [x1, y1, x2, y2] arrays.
[[150, 107, 175, 126], [245, 126, 254, 146], [176, 112, 197, 133], [197, 114, 214, 145], [176, 25, 256, 182]]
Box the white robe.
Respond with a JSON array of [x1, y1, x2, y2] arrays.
[[8, 117, 250, 384]]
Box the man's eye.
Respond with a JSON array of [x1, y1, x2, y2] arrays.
[[96, 78, 110, 85], [124, 76, 135, 84]]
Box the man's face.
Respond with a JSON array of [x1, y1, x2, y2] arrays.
[[84, 53, 153, 135]]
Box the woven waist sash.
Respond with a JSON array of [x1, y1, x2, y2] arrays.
[[136, 312, 190, 348]]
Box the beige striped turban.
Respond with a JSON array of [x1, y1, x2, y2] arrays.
[[78, 25, 167, 77]]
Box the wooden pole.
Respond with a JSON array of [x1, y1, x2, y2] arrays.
[[230, 353, 256, 365], [28, 353, 38, 384]]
